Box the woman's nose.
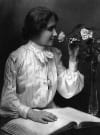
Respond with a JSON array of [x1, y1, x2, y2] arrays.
[[53, 29, 57, 37]]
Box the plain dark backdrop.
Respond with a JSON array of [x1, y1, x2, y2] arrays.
[[0, 0, 100, 114]]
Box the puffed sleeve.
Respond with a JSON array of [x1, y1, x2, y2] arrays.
[[54, 48, 84, 99], [0, 54, 30, 118]]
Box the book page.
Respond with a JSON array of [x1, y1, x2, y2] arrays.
[[63, 107, 100, 126], [2, 107, 100, 135]]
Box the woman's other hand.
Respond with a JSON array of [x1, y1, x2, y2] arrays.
[[27, 109, 57, 124]]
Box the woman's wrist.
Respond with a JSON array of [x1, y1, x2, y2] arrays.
[[27, 108, 33, 119], [69, 60, 78, 72], [69, 55, 77, 62]]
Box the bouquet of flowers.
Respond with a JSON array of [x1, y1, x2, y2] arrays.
[[68, 26, 94, 48], [57, 25, 100, 62], [57, 26, 93, 44]]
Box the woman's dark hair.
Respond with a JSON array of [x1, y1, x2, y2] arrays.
[[22, 6, 58, 41]]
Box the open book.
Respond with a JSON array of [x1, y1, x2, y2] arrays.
[[1, 107, 100, 135]]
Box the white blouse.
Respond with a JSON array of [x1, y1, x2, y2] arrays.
[[0, 41, 84, 119]]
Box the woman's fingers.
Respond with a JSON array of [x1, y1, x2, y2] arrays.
[[46, 112, 57, 121], [42, 116, 55, 122], [39, 118, 48, 124], [42, 111, 58, 122]]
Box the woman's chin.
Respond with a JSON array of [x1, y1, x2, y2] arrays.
[[48, 41, 54, 46]]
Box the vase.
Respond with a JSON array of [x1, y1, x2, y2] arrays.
[[88, 88, 99, 116]]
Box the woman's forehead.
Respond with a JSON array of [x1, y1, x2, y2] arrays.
[[47, 16, 57, 27]]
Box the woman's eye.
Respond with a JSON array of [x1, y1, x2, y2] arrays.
[[47, 25, 56, 31], [47, 26, 54, 31]]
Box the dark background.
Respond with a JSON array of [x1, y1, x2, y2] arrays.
[[0, 0, 100, 114]]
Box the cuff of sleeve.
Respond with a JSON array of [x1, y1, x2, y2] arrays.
[[69, 60, 77, 72], [18, 105, 30, 119]]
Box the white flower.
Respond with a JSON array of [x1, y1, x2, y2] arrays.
[[69, 37, 79, 44], [80, 28, 93, 40], [58, 31, 65, 42]]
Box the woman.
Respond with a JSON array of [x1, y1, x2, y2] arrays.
[[0, 6, 84, 134]]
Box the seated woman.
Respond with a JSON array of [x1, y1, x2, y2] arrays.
[[0, 6, 84, 135]]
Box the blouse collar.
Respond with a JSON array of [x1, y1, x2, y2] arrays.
[[27, 41, 54, 63]]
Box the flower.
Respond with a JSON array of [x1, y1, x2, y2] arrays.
[[58, 31, 66, 42], [80, 28, 93, 40], [69, 37, 80, 44]]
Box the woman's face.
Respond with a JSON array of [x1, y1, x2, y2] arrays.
[[36, 16, 57, 47]]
